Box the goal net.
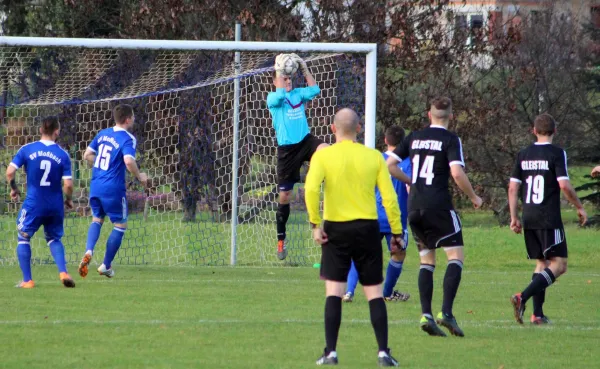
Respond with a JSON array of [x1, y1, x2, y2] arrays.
[[0, 41, 371, 266]]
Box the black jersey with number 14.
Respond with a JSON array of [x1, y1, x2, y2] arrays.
[[390, 126, 465, 211], [510, 143, 569, 230]]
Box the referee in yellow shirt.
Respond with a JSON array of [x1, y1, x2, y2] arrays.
[[305, 108, 403, 367]]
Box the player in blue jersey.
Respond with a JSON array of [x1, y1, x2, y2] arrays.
[[6, 117, 75, 288], [267, 53, 328, 260], [77, 104, 148, 279], [343, 126, 412, 302]]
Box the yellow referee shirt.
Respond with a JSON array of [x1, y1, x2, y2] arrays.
[[305, 140, 403, 234]]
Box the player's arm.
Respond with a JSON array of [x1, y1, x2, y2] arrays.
[[7, 149, 25, 201], [305, 151, 328, 244], [591, 165, 600, 178], [508, 154, 523, 233], [448, 136, 482, 208], [123, 138, 148, 187], [84, 136, 99, 166], [267, 55, 287, 109], [556, 151, 587, 225], [386, 136, 411, 184], [63, 154, 74, 209]]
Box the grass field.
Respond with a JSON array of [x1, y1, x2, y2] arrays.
[[1, 211, 599, 369]]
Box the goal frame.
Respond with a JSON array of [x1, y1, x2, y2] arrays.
[[0, 35, 378, 266]]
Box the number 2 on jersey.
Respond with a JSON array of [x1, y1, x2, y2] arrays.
[[40, 160, 51, 186], [525, 175, 544, 204], [412, 155, 435, 185], [94, 144, 113, 171]]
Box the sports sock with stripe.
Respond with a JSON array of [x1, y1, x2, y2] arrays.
[[418, 264, 435, 316], [532, 272, 546, 317], [346, 261, 359, 295], [383, 259, 403, 297], [48, 239, 68, 273], [86, 221, 103, 253], [276, 203, 290, 241], [103, 226, 126, 269], [522, 268, 555, 304], [17, 236, 32, 282], [442, 259, 463, 317]]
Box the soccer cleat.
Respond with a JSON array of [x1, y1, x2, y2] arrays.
[[378, 349, 399, 367], [97, 264, 115, 278], [277, 240, 288, 260], [15, 280, 35, 289], [384, 290, 410, 302], [59, 272, 76, 288], [510, 293, 526, 324], [342, 292, 354, 303], [436, 312, 464, 337], [530, 315, 551, 325], [420, 315, 447, 337], [78, 253, 92, 278], [316, 349, 338, 365]]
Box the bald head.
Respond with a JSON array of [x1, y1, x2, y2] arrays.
[[333, 108, 360, 135]]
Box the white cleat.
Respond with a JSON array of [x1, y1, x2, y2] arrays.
[[97, 264, 115, 278]]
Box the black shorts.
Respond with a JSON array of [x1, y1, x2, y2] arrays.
[[277, 134, 323, 191], [408, 209, 463, 251], [320, 219, 383, 286], [524, 228, 568, 259]]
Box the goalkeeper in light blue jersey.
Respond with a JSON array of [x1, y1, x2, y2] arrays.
[[267, 53, 328, 261], [344, 126, 412, 302]]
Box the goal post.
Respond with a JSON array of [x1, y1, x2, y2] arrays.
[[0, 36, 377, 267]]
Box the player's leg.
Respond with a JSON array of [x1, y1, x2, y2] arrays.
[[44, 215, 75, 288], [344, 261, 359, 302], [531, 259, 550, 324], [79, 197, 106, 277], [316, 221, 350, 365], [354, 221, 398, 367], [98, 196, 128, 278], [383, 232, 409, 302], [15, 208, 39, 288], [276, 142, 304, 260], [276, 187, 292, 260]]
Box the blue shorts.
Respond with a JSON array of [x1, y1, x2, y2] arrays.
[[16, 207, 64, 241], [381, 230, 409, 252], [90, 195, 128, 223]]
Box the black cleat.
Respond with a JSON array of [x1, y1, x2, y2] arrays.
[[436, 312, 464, 337], [384, 290, 410, 302], [378, 349, 399, 367], [510, 293, 526, 324], [420, 315, 447, 337], [316, 349, 338, 365]]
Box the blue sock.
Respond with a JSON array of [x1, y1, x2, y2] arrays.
[[346, 261, 359, 295], [86, 221, 103, 253], [17, 237, 32, 282], [103, 227, 126, 269], [383, 260, 404, 297], [48, 239, 68, 273]]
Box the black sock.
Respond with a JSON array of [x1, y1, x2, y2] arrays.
[[442, 260, 463, 318], [276, 203, 290, 241], [532, 273, 546, 317], [369, 298, 388, 352], [522, 268, 555, 304], [419, 264, 435, 316], [324, 296, 342, 353]]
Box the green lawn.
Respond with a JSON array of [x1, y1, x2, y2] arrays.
[[0, 211, 599, 369]]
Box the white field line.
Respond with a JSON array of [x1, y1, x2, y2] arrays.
[[0, 318, 597, 331], [2, 279, 595, 286]]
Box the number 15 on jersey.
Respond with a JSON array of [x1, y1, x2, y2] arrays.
[[94, 144, 113, 171]]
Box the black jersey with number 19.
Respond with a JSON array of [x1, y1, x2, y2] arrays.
[[510, 143, 569, 230], [390, 126, 465, 211]]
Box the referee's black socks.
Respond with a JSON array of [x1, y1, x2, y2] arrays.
[[368, 297, 388, 352], [419, 264, 435, 316], [276, 204, 290, 241], [442, 259, 463, 318], [522, 268, 555, 304], [324, 296, 342, 353]]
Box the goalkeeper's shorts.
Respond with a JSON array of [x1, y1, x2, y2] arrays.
[[277, 134, 324, 191]]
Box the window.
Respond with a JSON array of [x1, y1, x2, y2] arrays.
[[454, 13, 484, 46]]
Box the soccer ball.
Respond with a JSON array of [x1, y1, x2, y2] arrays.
[[281, 54, 299, 76]]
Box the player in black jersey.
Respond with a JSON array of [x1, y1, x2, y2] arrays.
[[386, 97, 482, 337], [509, 113, 587, 325]]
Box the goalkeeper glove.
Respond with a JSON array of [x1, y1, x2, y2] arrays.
[[274, 53, 287, 77], [289, 53, 309, 74]]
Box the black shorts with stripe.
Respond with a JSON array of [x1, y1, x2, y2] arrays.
[[277, 134, 324, 191], [408, 209, 463, 250], [524, 228, 568, 259], [320, 219, 383, 286]]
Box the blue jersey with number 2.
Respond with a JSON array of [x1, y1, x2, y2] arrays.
[[10, 140, 72, 215], [88, 127, 137, 197]]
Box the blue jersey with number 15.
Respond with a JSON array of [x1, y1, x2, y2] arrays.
[[88, 127, 137, 197], [10, 140, 72, 214]]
